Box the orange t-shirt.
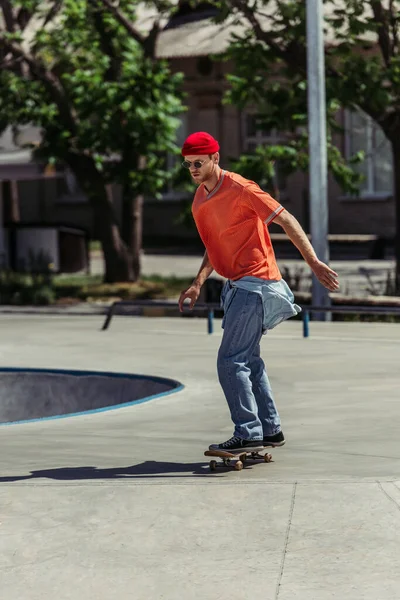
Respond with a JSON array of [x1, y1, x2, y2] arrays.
[[192, 170, 285, 281]]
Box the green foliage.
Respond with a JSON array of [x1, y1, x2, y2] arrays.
[[215, 0, 400, 196], [0, 249, 55, 305], [53, 273, 193, 302], [0, 0, 185, 198], [229, 133, 364, 195]]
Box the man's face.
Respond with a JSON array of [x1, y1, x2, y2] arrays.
[[182, 154, 216, 185]]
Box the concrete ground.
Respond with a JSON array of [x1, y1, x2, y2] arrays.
[[0, 314, 400, 599]]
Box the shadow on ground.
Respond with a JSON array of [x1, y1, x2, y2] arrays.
[[0, 461, 233, 481]]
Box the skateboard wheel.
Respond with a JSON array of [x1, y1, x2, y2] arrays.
[[264, 453, 272, 463], [210, 460, 217, 471], [235, 460, 243, 471]]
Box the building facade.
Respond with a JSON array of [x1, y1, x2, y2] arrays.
[[0, 5, 395, 260]]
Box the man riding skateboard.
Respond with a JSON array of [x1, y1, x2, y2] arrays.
[[179, 132, 339, 453]]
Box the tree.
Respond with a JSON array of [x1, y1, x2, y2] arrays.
[[0, 0, 184, 282], [215, 0, 400, 291]]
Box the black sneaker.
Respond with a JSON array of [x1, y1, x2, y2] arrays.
[[209, 435, 264, 453], [263, 431, 285, 447]]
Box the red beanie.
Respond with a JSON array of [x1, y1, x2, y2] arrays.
[[181, 131, 220, 156]]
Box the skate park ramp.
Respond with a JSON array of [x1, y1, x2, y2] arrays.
[[0, 367, 183, 425]]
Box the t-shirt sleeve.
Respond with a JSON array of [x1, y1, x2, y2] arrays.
[[243, 183, 285, 225]]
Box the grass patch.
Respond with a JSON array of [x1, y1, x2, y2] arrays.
[[0, 269, 193, 305], [142, 274, 194, 296], [89, 240, 101, 252], [53, 273, 192, 303], [0, 270, 55, 305]]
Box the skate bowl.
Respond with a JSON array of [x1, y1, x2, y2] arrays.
[[0, 367, 183, 425]]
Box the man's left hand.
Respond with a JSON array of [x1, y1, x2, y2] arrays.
[[310, 260, 340, 292]]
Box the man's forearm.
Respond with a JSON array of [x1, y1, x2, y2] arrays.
[[193, 251, 214, 287], [278, 214, 319, 267], [273, 210, 339, 291]]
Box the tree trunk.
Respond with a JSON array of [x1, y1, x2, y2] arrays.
[[121, 155, 146, 280], [95, 184, 135, 283], [122, 185, 143, 280], [392, 141, 400, 293], [66, 154, 135, 283]]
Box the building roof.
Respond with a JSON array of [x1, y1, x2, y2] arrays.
[[2, 1, 384, 60], [155, 0, 383, 58], [156, 15, 242, 58]]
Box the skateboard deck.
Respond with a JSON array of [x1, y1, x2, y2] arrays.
[[204, 448, 273, 471]]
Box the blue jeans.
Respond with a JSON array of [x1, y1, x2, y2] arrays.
[[217, 286, 281, 440]]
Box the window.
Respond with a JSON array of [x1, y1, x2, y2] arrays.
[[345, 109, 393, 198], [242, 114, 287, 192], [243, 113, 280, 151]]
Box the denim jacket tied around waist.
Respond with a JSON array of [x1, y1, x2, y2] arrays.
[[220, 276, 302, 333]]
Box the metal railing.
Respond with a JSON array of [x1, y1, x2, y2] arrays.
[[101, 299, 400, 337], [301, 305, 400, 337], [101, 300, 221, 333]]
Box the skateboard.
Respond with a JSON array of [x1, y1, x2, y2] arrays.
[[204, 448, 273, 471]]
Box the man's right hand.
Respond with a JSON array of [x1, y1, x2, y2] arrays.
[[179, 282, 201, 312]]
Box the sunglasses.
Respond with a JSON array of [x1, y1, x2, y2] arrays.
[[182, 159, 208, 169]]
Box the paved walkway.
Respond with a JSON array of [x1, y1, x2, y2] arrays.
[[0, 315, 400, 599]]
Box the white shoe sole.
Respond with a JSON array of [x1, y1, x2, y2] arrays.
[[208, 445, 265, 453], [263, 440, 285, 447]]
